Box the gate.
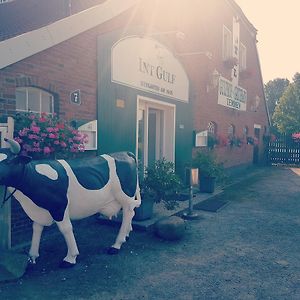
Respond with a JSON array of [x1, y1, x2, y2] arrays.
[[267, 134, 300, 166], [0, 117, 14, 249]]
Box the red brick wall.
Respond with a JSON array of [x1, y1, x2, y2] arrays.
[[0, 0, 269, 246]]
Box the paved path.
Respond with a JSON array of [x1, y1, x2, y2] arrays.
[[1, 166, 300, 299]]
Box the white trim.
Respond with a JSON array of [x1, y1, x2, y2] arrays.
[[222, 25, 232, 61], [0, 0, 139, 69], [136, 96, 176, 167], [254, 124, 261, 129]]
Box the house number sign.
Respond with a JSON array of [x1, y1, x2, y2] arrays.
[[70, 90, 81, 105]]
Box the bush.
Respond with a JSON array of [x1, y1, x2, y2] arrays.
[[14, 112, 88, 159], [192, 150, 225, 179], [141, 159, 183, 210]]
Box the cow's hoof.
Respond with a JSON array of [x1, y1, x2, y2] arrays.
[[59, 261, 76, 268], [107, 247, 119, 255]]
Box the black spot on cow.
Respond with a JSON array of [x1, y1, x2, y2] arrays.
[[19, 160, 69, 222], [66, 156, 109, 190], [110, 152, 137, 198]]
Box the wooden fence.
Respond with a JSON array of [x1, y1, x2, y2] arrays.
[[267, 134, 300, 165]]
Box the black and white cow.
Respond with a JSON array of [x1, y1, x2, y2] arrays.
[[0, 138, 141, 268]]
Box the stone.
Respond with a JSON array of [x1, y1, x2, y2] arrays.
[[154, 216, 186, 241], [0, 251, 28, 282]]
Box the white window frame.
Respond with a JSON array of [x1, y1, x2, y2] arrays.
[[222, 25, 233, 60], [136, 96, 176, 168], [239, 43, 247, 71], [16, 87, 54, 115]]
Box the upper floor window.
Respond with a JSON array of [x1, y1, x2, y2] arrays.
[[222, 26, 232, 60], [239, 43, 247, 70], [16, 87, 54, 115]]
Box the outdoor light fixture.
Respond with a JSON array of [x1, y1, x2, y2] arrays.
[[251, 95, 261, 112], [212, 69, 221, 87], [183, 168, 200, 220], [206, 69, 220, 92]]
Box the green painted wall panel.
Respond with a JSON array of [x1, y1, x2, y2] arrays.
[[97, 31, 193, 178]]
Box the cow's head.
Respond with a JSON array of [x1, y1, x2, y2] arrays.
[[0, 138, 32, 185]]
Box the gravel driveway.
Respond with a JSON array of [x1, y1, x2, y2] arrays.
[[1, 166, 300, 299]]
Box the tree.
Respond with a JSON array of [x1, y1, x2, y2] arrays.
[[272, 73, 300, 134], [264, 78, 289, 119]]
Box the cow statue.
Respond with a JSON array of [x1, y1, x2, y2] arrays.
[[0, 138, 141, 268]]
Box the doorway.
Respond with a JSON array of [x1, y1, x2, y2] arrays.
[[253, 126, 261, 164], [137, 97, 175, 169]]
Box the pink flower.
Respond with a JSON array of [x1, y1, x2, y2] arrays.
[[31, 125, 41, 133], [39, 117, 47, 123], [14, 137, 23, 144], [28, 134, 38, 140], [48, 133, 56, 139], [54, 140, 60, 145], [60, 141, 67, 147], [292, 133, 300, 140], [43, 147, 51, 154], [46, 127, 54, 133]]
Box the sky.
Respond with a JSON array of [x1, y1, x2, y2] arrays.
[[235, 0, 299, 83]]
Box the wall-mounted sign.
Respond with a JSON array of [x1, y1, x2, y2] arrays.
[[217, 17, 247, 111], [111, 36, 189, 102], [70, 90, 81, 105], [218, 76, 247, 111]]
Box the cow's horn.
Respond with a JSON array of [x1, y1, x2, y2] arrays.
[[4, 138, 21, 154]]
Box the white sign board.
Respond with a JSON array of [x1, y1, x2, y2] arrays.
[[112, 36, 189, 102], [218, 76, 247, 111]]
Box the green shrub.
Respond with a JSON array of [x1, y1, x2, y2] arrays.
[[141, 158, 183, 210]]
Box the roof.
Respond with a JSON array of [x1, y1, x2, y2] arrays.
[[0, 0, 258, 70], [0, 0, 139, 69], [226, 0, 257, 34], [0, 0, 107, 42]]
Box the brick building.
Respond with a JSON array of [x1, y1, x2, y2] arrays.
[[0, 0, 269, 247]]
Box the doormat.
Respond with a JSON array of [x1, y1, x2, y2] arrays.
[[194, 198, 228, 212]]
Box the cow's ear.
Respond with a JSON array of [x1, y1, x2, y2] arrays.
[[11, 155, 32, 165]]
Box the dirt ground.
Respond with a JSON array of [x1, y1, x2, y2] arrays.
[[1, 166, 300, 300]]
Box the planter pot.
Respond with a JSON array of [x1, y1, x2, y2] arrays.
[[199, 176, 216, 193], [134, 198, 154, 221]]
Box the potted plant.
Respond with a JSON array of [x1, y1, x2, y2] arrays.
[[134, 159, 183, 220], [192, 151, 225, 193]]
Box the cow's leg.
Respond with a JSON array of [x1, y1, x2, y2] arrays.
[[56, 216, 79, 268], [28, 222, 44, 264], [108, 198, 137, 254]]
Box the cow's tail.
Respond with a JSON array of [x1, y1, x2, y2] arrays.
[[127, 152, 141, 208]]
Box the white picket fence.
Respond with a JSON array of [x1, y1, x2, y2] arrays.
[[0, 117, 14, 249]]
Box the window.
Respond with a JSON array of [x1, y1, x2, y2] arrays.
[[207, 121, 217, 135], [239, 43, 247, 70], [228, 124, 235, 137], [223, 26, 232, 60], [243, 126, 249, 135], [16, 87, 54, 115]]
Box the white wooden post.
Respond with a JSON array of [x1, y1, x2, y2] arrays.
[[0, 116, 14, 249]]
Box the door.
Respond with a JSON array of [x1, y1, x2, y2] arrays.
[[137, 97, 175, 169], [253, 127, 260, 164]]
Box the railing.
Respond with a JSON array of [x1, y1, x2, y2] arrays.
[[267, 134, 300, 166]]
